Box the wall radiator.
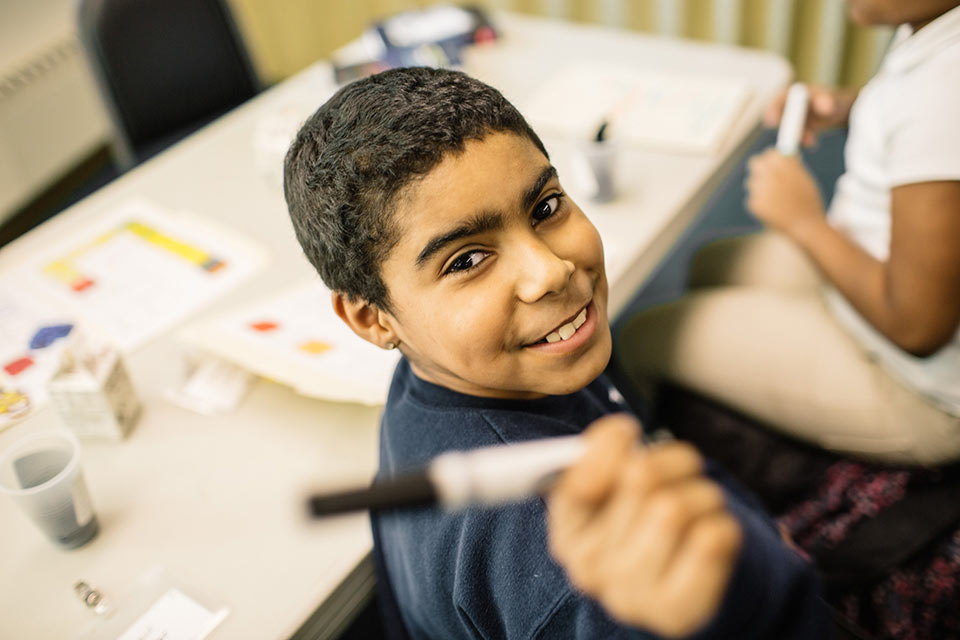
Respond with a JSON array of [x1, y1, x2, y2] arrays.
[[0, 18, 109, 223]]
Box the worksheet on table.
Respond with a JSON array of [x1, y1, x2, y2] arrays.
[[179, 281, 400, 405], [6, 199, 268, 353], [523, 62, 751, 154]]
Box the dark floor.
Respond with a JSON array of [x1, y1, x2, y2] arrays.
[[340, 595, 388, 639]]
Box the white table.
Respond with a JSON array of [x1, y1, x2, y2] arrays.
[[0, 12, 788, 639]]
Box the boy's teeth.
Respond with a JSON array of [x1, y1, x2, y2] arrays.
[[573, 308, 587, 329], [542, 308, 588, 344]]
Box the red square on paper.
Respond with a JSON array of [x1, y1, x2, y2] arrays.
[[4, 356, 34, 376]]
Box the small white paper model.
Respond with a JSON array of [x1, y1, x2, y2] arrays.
[[115, 587, 228, 640], [179, 281, 400, 405], [164, 356, 253, 415], [48, 335, 142, 439], [523, 63, 751, 154], [8, 198, 268, 353]]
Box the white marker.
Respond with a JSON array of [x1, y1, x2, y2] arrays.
[[776, 83, 809, 156], [308, 436, 588, 516]]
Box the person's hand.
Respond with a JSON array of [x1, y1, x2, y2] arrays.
[[746, 149, 826, 240], [763, 84, 856, 147], [547, 415, 742, 638]]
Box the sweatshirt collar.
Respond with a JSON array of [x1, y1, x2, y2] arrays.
[[883, 4, 960, 74]]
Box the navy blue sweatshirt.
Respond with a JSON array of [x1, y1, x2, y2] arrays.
[[373, 358, 828, 639]]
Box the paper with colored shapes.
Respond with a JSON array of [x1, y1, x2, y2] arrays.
[[0, 388, 31, 431], [0, 282, 75, 410], [298, 340, 332, 355], [179, 281, 400, 405], [7, 199, 267, 352]]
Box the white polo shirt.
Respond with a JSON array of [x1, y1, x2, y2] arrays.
[[823, 4, 960, 415]]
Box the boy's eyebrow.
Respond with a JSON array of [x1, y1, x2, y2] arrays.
[[416, 210, 504, 267], [521, 165, 559, 212], [415, 165, 559, 268]]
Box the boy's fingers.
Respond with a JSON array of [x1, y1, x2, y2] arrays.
[[628, 441, 704, 493], [547, 414, 639, 570], [559, 442, 707, 560], [555, 414, 639, 504], [616, 475, 725, 580], [659, 513, 742, 634]]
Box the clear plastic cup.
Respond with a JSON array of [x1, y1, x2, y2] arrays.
[[571, 138, 620, 204], [0, 430, 99, 549]]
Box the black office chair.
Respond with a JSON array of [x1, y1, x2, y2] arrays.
[[77, 0, 260, 170]]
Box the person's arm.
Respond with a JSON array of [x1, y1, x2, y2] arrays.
[[763, 84, 859, 147], [746, 152, 960, 356], [546, 415, 828, 639]]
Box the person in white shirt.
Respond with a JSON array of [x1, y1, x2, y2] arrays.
[[618, 0, 960, 466]]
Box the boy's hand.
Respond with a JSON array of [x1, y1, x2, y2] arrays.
[[547, 415, 742, 638], [746, 149, 826, 241], [763, 84, 856, 147]]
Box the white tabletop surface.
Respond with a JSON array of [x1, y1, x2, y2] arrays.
[[0, 12, 789, 640]]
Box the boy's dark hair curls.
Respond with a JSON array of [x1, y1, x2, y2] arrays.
[[283, 66, 547, 312]]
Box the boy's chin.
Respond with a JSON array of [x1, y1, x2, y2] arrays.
[[531, 343, 612, 396]]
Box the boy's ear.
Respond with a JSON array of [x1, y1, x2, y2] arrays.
[[331, 291, 398, 350]]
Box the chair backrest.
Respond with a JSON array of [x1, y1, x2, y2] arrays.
[[78, 0, 260, 168]]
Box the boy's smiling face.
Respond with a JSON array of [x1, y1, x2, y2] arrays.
[[374, 131, 611, 399]]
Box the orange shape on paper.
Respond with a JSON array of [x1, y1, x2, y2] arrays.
[[299, 340, 331, 355], [71, 278, 95, 292], [250, 321, 279, 332]]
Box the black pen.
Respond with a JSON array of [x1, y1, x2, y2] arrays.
[[595, 120, 609, 143], [308, 435, 586, 517]]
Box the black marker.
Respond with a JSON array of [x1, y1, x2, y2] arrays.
[[595, 120, 609, 143], [308, 436, 586, 517]]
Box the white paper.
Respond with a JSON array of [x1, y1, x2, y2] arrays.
[[524, 63, 751, 154], [0, 281, 75, 410], [7, 199, 267, 353], [179, 281, 400, 405], [115, 587, 227, 640], [165, 357, 252, 415]]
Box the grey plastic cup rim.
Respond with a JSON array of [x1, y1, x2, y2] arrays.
[[0, 430, 81, 497]]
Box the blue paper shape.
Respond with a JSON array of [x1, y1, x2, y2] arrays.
[[29, 324, 74, 349]]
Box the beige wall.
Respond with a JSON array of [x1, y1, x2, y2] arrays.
[[227, 0, 891, 88]]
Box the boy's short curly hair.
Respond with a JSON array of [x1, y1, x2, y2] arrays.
[[283, 66, 547, 312]]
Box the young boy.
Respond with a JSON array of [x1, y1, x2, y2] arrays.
[[284, 67, 825, 638]]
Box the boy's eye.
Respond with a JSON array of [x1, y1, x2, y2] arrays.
[[532, 193, 563, 224], [445, 249, 490, 275]]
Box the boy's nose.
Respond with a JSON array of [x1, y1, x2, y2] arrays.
[[514, 239, 575, 303]]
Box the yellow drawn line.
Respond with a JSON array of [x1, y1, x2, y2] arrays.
[[41, 221, 221, 289], [124, 221, 210, 266]]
